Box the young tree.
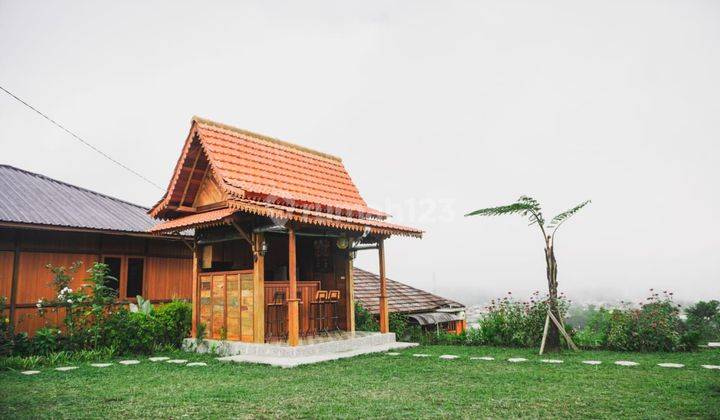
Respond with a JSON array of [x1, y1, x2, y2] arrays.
[[465, 196, 590, 351]]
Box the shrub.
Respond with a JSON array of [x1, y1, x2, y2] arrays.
[[354, 303, 378, 332], [31, 327, 63, 355], [573, 307, 611, 349], [154, 300, 192, 348], [576, 290, 695, 352], [685, 300, 720, 341], [476, 291, 570, 348]]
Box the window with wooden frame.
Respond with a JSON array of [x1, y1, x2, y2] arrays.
[[101, 255, 146, 300]]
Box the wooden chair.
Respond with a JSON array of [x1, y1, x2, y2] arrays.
[[327, 290, 341, 331]]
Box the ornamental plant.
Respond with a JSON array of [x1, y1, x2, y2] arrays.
[[39, 262, 118, 350], [466, 196, 590, 351]]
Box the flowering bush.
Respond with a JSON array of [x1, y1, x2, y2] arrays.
[[38, 262, 118, 350], [575, 290, 699, 352], [476, 291, 571, 348]]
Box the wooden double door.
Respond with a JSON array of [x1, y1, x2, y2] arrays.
[[199, 270, 254, 342]]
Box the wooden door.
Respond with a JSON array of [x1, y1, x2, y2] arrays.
[[199, 270, 254, 341]]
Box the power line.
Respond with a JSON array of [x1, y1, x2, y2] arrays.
[[0, 85, 164, 191]]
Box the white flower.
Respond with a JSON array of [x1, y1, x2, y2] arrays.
[[67, 299, 73, 304]]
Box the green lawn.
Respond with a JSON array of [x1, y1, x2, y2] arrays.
[[1, 345, 719, 419]]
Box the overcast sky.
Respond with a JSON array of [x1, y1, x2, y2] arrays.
[[1, 1, 718, 305]]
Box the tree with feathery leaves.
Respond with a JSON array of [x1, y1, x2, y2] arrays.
[[465, 196, 590, 352]]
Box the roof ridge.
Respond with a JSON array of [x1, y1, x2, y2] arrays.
[[192, 116, 342, 162], [0, 164, 150, 211]]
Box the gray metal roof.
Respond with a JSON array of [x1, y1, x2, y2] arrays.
[[0, 164, 157, 233], [407, 312, 465, 326], [353, 267, 465, 315]]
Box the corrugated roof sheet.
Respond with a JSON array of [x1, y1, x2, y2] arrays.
[[352, 267, 464, 315], [0, 164, 158, 233]]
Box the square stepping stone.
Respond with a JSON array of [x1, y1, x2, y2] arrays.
[[149, 357, 170, 362], [582, 360, 602, 365], [90, 363, 112, 368], [701, 365, 720, 370], [166, 359, 188, 364], [614, 361, 638, 366], [55, 366, 78, 372], [508, 358, 527, 363], [118, 360, 140, 365], [21, 370, 40, 375], [657, 363, 684, 368], [470, 356, 495, 361], [541, 359, 563, 364], [439, 355, 459, 360], [186, 362, 208, 367], [413, 354, 430, 357], [386, 352, 400, 356]]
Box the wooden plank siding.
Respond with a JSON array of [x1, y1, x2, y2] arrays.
[[0, 227, 193, 335]]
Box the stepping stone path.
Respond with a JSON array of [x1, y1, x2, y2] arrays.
[[439, 355, 459, 360], [55, 366, 78, 372], [149, 357, 170, 362], [508, 358, 527, 363], [21, 370, 40, 375], [470, 356, 495, 361], [614, 361, 639, 366], [657, 363, 684, 368], [90, 363, 112, 368], [386, 352, 400, 356], [413, 354, 430, 357], [582, 360, 602, 365], [118, 360, 140, 365], [541, 359, 563, 364], [186, 362, 208, 367], [166, 359, 188, 364], [702, 365, 720, 370]]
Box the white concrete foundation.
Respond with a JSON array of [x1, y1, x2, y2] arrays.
[[184, 332, 417, 368]]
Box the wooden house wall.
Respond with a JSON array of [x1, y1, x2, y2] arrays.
[[0, 227, 193, 335]]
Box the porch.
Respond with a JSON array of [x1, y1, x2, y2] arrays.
[[191, 222, 390, 346]]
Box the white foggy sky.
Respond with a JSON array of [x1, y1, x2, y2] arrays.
[[1, 1, 718, 305]]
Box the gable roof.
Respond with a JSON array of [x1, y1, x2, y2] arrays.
[[150, 116, 388, 220], [0, 164, 159, 234], [352, 267, 464, 314]]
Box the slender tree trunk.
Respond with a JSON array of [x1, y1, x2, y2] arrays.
[[544, 236, 561, 351]]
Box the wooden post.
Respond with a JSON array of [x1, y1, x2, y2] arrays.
[[378, 239, 389, 334], [287, 227, 300, 346], [345, 256, 355, 333], [191, 241, 200, 338], [252, 232, 265, 343], [8, 232, 20, 333]]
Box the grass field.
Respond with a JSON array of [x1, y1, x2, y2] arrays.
[[1, 345, 719, 418]]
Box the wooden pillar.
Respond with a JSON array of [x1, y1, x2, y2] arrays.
[[191, 241, 200, 338], [378, 239, 389, 334], [287, 227, 300, 346], [252, 232, 265, 343], [8, 232, 20, 332], [345, 256, 355, 333]]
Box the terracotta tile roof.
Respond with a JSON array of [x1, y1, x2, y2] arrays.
[[150, 117, 388, 220], [148, 207, 236, 233], [352, 267, 464, 314]]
